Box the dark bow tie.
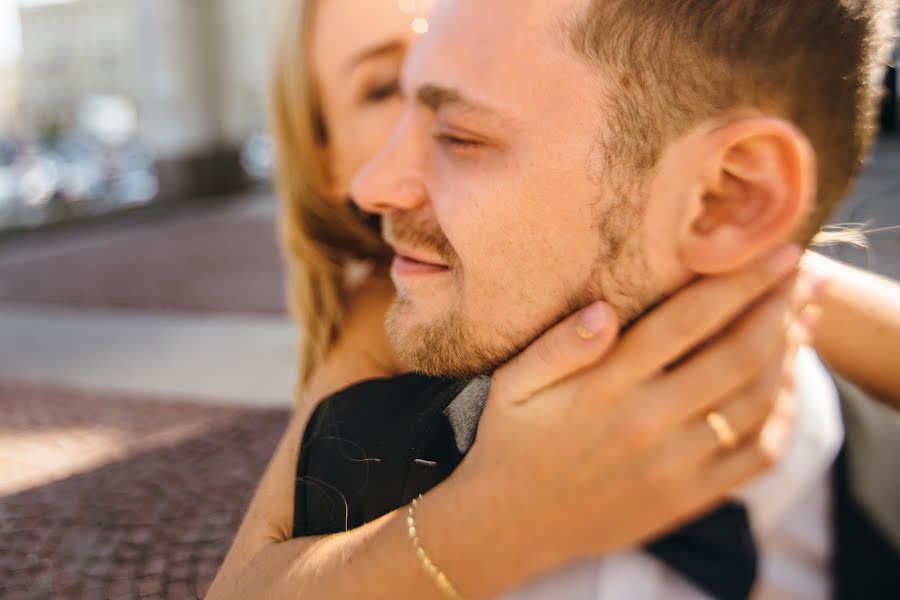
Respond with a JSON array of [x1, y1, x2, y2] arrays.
[[294, 374, 757, 600], [648, 503, 756, 600]]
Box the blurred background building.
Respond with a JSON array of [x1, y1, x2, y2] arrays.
[[0, 0, 275, 232]]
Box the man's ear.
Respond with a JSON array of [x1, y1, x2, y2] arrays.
[[677, 117, 816, 274]]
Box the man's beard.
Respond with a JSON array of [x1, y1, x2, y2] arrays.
[[386, 283, 619, 378], [384, 212, 522, 378], [383, 199, 654, 379], [386, 298, 516, 378]]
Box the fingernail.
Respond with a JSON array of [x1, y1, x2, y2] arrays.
[[793, 321, 813, 347], [784, 369, 797, 394], [796, 272, 815, 304], [800, 305, 823, 332], [769, 245, 803, 274], [577, 302, 609, 340], [808, 274, 828, 301], [799, 262, 828, 300]]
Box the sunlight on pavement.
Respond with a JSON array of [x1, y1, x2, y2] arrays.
[[0, 426, 131, 496], [0, 418, 227, 497]]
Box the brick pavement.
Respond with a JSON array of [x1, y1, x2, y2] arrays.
[[0, 196, 287, 316], [0, 385, 290, 600]]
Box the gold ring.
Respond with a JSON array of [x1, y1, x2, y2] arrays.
[[706, 411, 738, 450]]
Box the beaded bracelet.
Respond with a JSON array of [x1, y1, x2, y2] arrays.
[[406, 495, 467, 600]]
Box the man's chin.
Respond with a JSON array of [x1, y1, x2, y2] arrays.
[[385, 300, 514, 379]]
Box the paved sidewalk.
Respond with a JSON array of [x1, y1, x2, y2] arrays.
[[0, 306, 295, 406], [0, 192, 298, 406]]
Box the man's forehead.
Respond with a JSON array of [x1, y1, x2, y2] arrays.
[[403, 0, 592, 119], [438, 0, 561, 34], [423, 0, 574, 64]]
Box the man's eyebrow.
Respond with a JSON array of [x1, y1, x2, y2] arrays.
[[415, 84, 517, 125], [342, 40, 405, 75]]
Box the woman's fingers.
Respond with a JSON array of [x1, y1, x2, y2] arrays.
[[791, 267, 828, 314], [645, 390, 795, 529], [668, 404, 795, 521], [631, 274, 813, 476], [632, 278, 799, 432], [650, 348, 791, 478], [599, 245, 803, 391], [492, 301, 619, 405]]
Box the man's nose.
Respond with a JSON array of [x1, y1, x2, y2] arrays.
[[351, 119, 427, 215]]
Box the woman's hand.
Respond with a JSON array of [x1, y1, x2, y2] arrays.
[[209, 245, 816, 600], [415, 245, 817, 599]]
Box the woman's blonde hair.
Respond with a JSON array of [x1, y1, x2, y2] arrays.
[[270, 0, 392, 388]]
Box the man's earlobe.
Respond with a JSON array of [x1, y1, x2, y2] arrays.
[[680, 118, 816, 274]]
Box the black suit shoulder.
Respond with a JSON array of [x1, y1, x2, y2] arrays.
[[293, 374, 468, 537]]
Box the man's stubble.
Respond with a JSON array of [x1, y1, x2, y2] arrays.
[[384, 185, 658, 379]]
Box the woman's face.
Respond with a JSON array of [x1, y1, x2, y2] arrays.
[[312, 0, 434, 200]]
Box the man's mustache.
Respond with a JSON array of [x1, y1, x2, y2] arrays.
[[383, 212, 459, 267]]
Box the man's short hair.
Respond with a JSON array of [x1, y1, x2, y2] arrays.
[[568, 0, 898, 242]]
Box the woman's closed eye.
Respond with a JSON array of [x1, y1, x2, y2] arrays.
[[435, 132, 483, 149], [363, 79, 400, 104]]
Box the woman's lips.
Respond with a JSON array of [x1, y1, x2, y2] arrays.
[[391, 254, 451, 276]]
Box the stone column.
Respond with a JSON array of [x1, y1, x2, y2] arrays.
[[136, 0, 243, 202]]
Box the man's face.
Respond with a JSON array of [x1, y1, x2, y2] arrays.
[[352, 0, 669, 377]]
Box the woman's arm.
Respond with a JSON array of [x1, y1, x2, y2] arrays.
[[808, 252, 900, 408], [205, 409, 521, 600], [300, 275, 401, 407], [213, 276, 401, 572]]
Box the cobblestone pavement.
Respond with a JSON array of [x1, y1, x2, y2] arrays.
[[0, 384, 289, 600]]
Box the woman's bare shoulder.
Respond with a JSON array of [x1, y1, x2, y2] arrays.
[[301, 275, 402, 407]]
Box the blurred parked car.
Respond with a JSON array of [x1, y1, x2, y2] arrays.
[[240, 133, 274, 181], [0, 164, 16, 217], [0, 93, 161, 233], [0, 132, 159, 233], [0, 138, 17, 217]]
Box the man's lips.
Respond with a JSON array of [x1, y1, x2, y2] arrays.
[[389, 244, 450, 275], [388, 242, 448, 266]]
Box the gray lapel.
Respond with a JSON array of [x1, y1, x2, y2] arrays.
[[444, 376, 491, 453], [832, 371, 900, 553]]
